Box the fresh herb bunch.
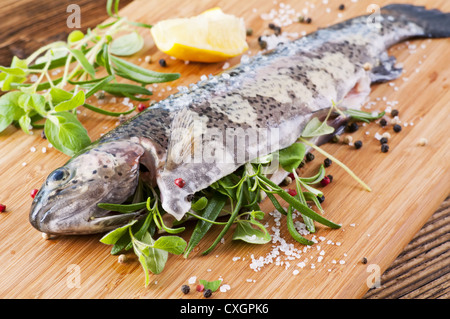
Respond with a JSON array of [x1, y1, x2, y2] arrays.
[[0, 0, 180, 156], [97, 105, 382, 286], [98, 142, 339, 286]]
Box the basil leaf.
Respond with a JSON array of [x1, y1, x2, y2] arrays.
[[0, 57, 28, 90], [44, 112, 91, 156], [111, 231, 132, 255], [100, 219, 138, 245], [49, 87, 74, 105], [152, 236, 187, 255], [0, 91, 25, 131], [132, 231, 168, 277], [110, 32, 144, 56], [0, 66, 26, 76], [111, 55, 180, 84], [302, 117, 335, 138], [18, 114, 32, 135], [232, 219, 271, 244], [278, 142, 306, 172], [54, 90, 85, 112], [30, 94, 47, 116], [199, 279, 222, 292]]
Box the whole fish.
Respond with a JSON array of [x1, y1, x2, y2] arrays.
[[30, 4, 450, 234]]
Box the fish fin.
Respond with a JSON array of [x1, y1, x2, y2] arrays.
[[165, 107, 198, 170], [382, 4, 450, 38], [370, 54, 403, 83], [341, 74, 371, 109]]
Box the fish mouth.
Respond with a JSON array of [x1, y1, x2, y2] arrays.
[[31, 204, 142, 235], [29, 183, 144, 235]]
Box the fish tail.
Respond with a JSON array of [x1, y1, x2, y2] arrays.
[[382, 4, 450, 38]]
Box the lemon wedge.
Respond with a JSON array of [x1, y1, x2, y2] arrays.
[[151, 8, 248, 63]]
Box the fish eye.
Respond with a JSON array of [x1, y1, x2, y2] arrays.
[[48, 168, 69, 182]]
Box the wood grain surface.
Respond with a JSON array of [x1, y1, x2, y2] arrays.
[[0, 0, 448, 299]]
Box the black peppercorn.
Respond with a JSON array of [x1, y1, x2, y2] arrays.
[[203, 289, 212, 298], [305, 17, 312, 24], [327, 174, 333, 183], [379, 118, 387, 127], [347, 122, 359, 133], [391, 109, 399, 117], [258, 37, 267, 49], [354, 140, 363, 149], [338, 4, 345, 10], [379, 137, 388, 144], [159, 58, 167, 67], [305, 152, 315, 162], [393, 124, 402, 132], [317, 195, 325, 203], [381, 144, 389, 153], [324, 158, 332, 167], [181, 285, 190, 294], [362, 257, 368, 264], [273, 26, 282, 36]]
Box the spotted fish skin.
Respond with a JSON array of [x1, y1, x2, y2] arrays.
[[30, 5, 450, 234]]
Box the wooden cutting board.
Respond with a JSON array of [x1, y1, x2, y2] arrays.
[[0, 0, 448, 299]]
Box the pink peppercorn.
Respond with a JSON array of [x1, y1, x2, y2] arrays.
[[0, 204, 6, 213], [137, 103, 148, 112], [174, 178, 186, 188], [196, 284, 204, 292], [30, 189, 39, 199], [320, 176, 331, 187], [287, 189, 297, 196]]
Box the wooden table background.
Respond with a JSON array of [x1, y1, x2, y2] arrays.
[[0, 0, 448, 299]]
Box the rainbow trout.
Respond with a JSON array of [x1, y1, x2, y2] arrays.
[[30, 4, 450, 234]]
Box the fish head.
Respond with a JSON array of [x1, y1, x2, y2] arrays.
[[29, 139, 147, 235]]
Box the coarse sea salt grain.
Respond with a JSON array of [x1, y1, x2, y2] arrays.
[[188, 276, 197, 284], [220, 284, 231, 292]]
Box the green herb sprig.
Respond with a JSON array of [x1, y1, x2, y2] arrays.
[[0, 0, 180, 156]]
